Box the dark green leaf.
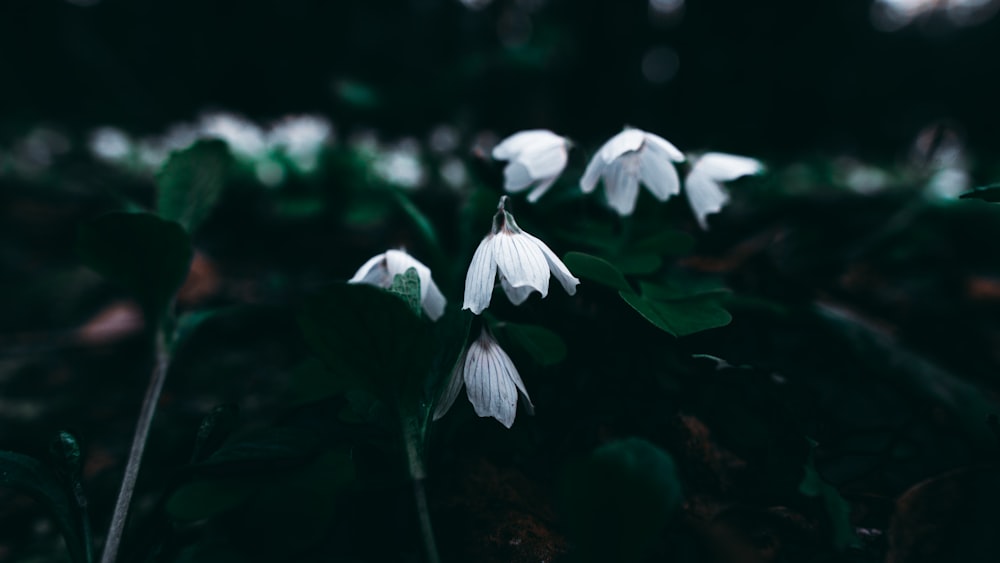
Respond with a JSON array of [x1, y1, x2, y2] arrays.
[[190, 426, 324, 476], [562, 251, 631, 293], [619, 290, 732, 337], [560, 438, 683, 563], [298, 283, 433, 403], [191, 404, 240, 463], [156, 139, 234, 231], [390, 189, 442, 254], [388, 267, 423, 317], [959, 184, 1000, 202], [500, 322, 567, 366], [628, 230, 695, 255], [637, 280, 730, 301], [167, 477, 261, 522], [800, 442, 860, 549], [606, 253, 662, 275], [287, 357, 363, 405], [76, 212, 193, 317], [0, 451, 90, 563]]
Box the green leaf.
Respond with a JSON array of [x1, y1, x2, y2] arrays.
[[500, 322, 567, 366], [76, 212, 193, 318], [606, 253, 662, 275], [560, 438, 683, 563], [959, 183, 1000, 202], [637, 280, 730, 301], [389, 189, 442, 254], [628, 231, 695, 256], [562, 251, 631, 292], [800, 442, 860, 549], [287, 357, 361, 405], [156, 139, 234, 231], [388, 268, 423, 317], [167, 477, 261, 522], [0, 451, 91, 563], [191, 404, 240, 463], [619, 290, 732, 337], [298, 283, 434, 403]]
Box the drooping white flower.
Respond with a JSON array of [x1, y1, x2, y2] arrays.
[[684, 152, 764, 229], [348, 249, 446, 321], [580, 127, 685, 216], [433, 327, 533, 428], [492, 130, 571, 203], [463, 196, 579, 315]]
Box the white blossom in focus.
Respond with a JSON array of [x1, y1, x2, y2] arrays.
[[433, 327, 533, 428], [463, 196, 579, 315], [581, 127, 685, 216], [684, 152, 764, 229], [492, 129, 571, 203], [349, 249, 446, 321]]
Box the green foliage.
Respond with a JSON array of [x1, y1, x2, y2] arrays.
[[959, 183, 1000, 202], [156, 139, 234, 232], [388, 267, 423, 317], [560, 438, 683, 563], [562, 251, 632, 292], [0, 451, 91, 563], [499, 322, 567, 366], [76, 212, 193, 318], [800, 442, 861, 550], [191, 404, 241, 463]]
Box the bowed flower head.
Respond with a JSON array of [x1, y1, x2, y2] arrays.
[[463, 196, 580, 315], [492, 129, 570, 203], [433, 327, 533, 428], [684, 152, 764, 229], [581, 127, 685, 216], [349, 249, 446, 320]]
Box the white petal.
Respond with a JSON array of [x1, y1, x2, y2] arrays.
[[494, 233, 550, 299], [580, 151, 607, 193], [520, 231, 579, 296], [462, 236, 498, 315], [692, 152, 764, 181], [598, 129, 645, 162], [685, 169, 730, 230], [642, 131, 685, 162], [421, 280, 447, 321], [492, 130, 563, 160], [638, 144, 681, 201], [602, 157, 641, 216], [464, 331, 520, 428], [526, 175, 558, 203], [501, 278, 536, 305], [348, 253, 390, 286], [517, 142, 567, 180], [503, 161, 535, 193], [432, 348, 468, 421]]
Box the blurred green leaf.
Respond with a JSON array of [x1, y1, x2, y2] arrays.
[[619, 290, 732, 337], [287, 357, 360, 405], [628, 231, 695, 256], [156, 139, 234, 232], [563, 251, 631, 292], [76, 212, 192, 318], [298, 283, 434, 403], [388, 267, 423, 317], [959, 183, 1000, 202], [501, 322, 567, 366], [0, 451, 91, 563], [560, 438, 683, 563], [606, 253, 662, 275], [190, 426, 323, 476], [167, 477, 260, 522], [390, 189, 442, 254], [800, 442, 860, 550], [191, 404, 241, 463], [637, 280, 730, 301]]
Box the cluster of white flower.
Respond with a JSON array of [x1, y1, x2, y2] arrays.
[[348, 126, 763, 429], [492, 127, 764, 228]]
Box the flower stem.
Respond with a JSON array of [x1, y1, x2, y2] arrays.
[[99, 326, 171, 563], [401, 414, 441, 563]]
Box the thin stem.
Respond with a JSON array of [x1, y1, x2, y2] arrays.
[[401, 414, 441, 563], [99, 327, 171, 563]]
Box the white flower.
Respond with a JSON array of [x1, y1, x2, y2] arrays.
[[684, 152, 764, 229], [433, 327, 533, 428], [348, 249, 446, 321], [580, 127, 685, 216], [492, 130, 570, 203], [463, 196, 580, 315]]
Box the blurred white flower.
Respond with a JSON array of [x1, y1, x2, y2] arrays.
[[492, 129, 570, 203], [373, 140, 426, 190], [198, 112, 267, 160], [581, 127, 685, 216], [267, 115, 333, 173], [433, 327, 533, 428], [684, 152, 764, 229], [463, 196, 579, 315], [349, 249, 446, 321], [89, 127, 132, 162]]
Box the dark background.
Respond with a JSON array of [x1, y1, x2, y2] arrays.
[[3, 0, 999, 160]]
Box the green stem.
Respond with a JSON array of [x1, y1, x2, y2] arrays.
[[99, 326, 171, 563], [401, 414, 440, 563]]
